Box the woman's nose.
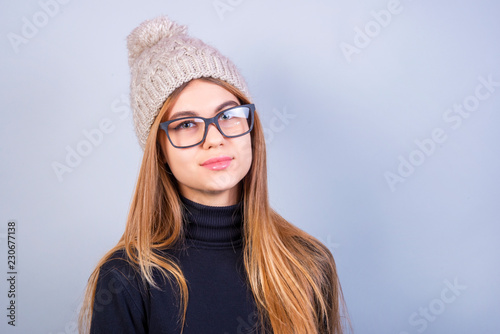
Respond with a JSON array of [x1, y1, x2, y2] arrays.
[[202, 123, 224, 149]]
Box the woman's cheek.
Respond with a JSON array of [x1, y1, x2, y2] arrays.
[[238, 136, 253, 175], [166, 149, 194, 181]]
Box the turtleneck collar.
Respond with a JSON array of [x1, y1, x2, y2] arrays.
[[181, 196, 243, 248]]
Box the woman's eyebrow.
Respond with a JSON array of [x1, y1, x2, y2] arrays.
[[169, 110, 198, 120], [169, 100, 239, 120], [215, 100, 239, 112]]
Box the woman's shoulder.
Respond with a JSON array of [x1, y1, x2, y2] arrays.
[[91, 249, 149, 332], [93, 249, 148, 312], [96, 249, 144, 294], [99, 249, 138, 274]]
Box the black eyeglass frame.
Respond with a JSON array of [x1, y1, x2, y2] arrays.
[[159, 104, 255, 149]]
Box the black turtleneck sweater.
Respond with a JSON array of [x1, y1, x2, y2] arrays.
[[90, 197, 264, 334]]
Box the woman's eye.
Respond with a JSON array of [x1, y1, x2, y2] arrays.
[[174, 121, 196, 130], [220, 112, 233, 121]]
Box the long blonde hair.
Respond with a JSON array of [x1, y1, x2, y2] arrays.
[[79, 77, 349, 333]]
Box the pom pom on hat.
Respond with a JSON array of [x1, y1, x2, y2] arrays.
[[127, 17, 187, 67], [127, 16, 250, 150]]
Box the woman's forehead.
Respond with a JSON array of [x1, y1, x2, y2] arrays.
[[167, 80, 239, 118]]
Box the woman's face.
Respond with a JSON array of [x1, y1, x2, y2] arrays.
[[158, 79, 253, 206]]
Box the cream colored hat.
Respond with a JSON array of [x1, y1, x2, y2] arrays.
[[127, 16, 250, 150]]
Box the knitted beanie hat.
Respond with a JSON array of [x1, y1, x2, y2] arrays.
[[127, 16, 250, 150]]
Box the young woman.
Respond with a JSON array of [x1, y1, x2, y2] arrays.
[[79, 16, 349, 334]]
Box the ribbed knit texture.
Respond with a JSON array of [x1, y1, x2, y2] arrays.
[[90, 197, 265, 334], [182, 196, 243, 245], [127, 16, 250, 150]]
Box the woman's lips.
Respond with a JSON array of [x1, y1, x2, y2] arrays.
[[201, 156, 232, 170]]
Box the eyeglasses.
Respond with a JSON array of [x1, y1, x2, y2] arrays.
[[159, 104, 255, 148]]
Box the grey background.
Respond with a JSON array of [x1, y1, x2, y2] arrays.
[[1, 0, 499, 333]]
